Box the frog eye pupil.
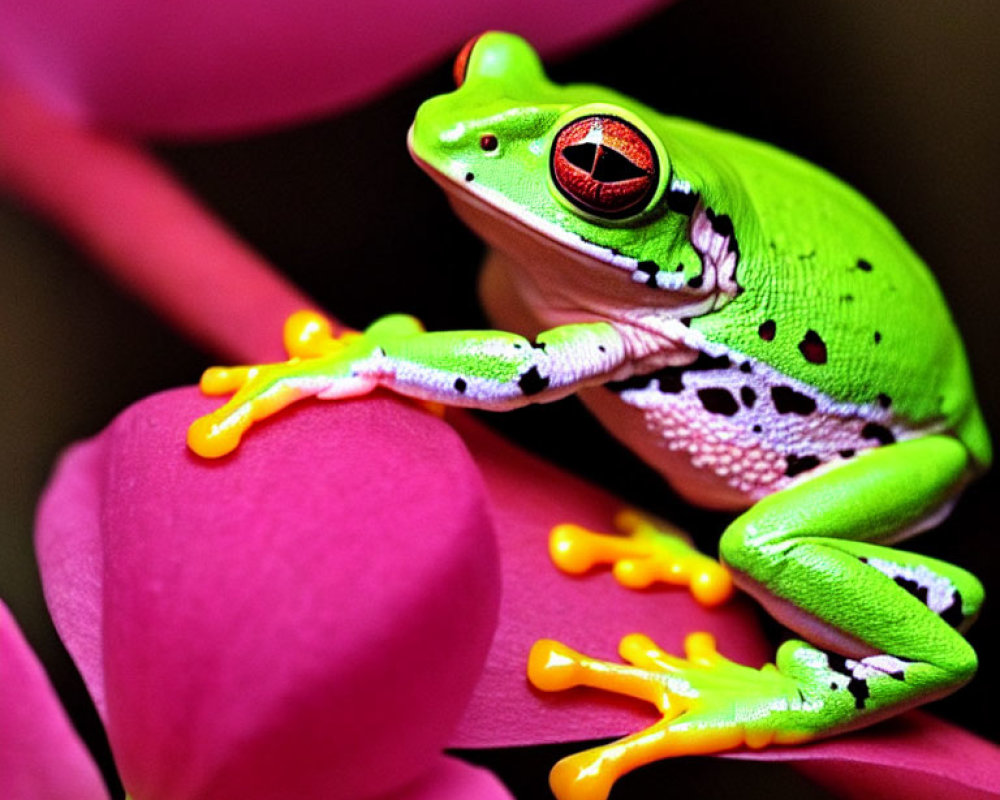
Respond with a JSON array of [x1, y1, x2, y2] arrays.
[[551, 116, 658, 218]]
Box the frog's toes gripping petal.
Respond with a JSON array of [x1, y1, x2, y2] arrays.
[[549, 510, 733, 606], [527, 633, 810, 800], [187, 311, 380, 459]]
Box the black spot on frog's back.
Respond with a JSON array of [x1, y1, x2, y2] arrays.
[[798, 330, 828, 365]]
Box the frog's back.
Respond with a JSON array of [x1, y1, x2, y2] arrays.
[[661, 118, 990, 468]]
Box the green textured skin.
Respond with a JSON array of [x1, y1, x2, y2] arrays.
[[400, 32, 990, 748], [412, 33, 990, 466]]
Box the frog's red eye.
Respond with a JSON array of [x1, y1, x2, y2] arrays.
[[551, 116, 658, 218], [453, 34, 483, 88]]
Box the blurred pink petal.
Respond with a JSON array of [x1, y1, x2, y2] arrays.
[[0, 601, 109, 800], [1, 0, 669, 137], [37, 390, 500, 800], [0, 86, 315, 362], [394, 757, 513, 800]]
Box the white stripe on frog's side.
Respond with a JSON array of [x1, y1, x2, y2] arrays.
[[630, 200, 740, 311], [608, 337, 923, 498], [844, 655, 911, 682], [862, 558, 961, 616]]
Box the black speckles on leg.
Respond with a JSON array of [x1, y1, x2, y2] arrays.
[[636, 260, 660, 288], [771, 386, 817, 416], [877, 393, 892, 409], [798, 330, 828, 365], [453, 378, 467, 394], [758, 320, 776, 341], [861, 423, 896, 446], [839, 449, 856, 459], [740, 386, 757, 408], [518, 366, 550, 396], [893, 575, 930, 606], [827, 654, 871, 710], [874, 331, 882, 344], [687, 274, 704, 289], [940, 591, 965, 627], [464, 172, 475, 182], [784, 454, 821, 477], [697, 388, 739, 416], [606, 351, 731, 394], [857, 259, 873, 272]]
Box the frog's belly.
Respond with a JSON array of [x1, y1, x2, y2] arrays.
[[579, 355, 907, 510]]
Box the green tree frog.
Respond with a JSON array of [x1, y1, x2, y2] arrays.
[[188, 32, 990, 800]]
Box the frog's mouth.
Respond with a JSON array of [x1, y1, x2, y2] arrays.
[[407, 125, 740, 309]]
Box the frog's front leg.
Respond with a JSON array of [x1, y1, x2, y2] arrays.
[[530, 435, 983, 800], [188, 310, 630, 457]]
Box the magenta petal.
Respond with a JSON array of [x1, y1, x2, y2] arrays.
[[0, 601, 109, 800], [447, 414, 771, 748], [35, 435, 110, 721], [446, 414, 1000, 796], [37, 389, 500, 800], [391, 757, 513, 800], [735, 710, 1000, 799], [3, 0, 668, 137]]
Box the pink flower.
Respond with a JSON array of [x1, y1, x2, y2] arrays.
[[27, 390, 510, 799], [0, 0, 665, 137], [16, 386, 999, 799]]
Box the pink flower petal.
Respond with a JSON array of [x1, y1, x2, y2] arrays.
[[447, 413, 771, 747], [445, 416, 1000, 796], [0, 601, 109, 800], [734, 710, 1000, 799], [34, 435, 110, 721], [2, 0, 668, 137], [0, 85, 316, 363], [37, 389, 500, 800], [392, 756, 513, 800]]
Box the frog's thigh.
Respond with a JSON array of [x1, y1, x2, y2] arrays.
[[720, 435, 981, 677]]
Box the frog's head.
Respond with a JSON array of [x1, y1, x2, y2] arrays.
[[409, 32, 700, 316]]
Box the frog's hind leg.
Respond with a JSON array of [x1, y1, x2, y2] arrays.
[[528, 435, 983, 800], [719, 435, 982, 721]]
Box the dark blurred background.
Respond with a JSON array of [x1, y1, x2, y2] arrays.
[[1, 0, 996, 797]]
